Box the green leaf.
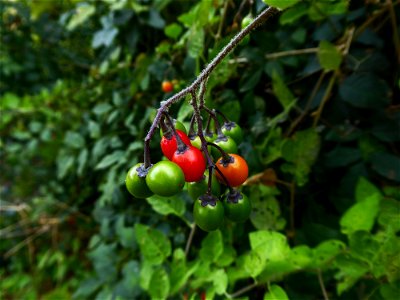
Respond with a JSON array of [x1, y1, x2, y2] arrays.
[[258, 260, 297, 283], [250, 186, 286, 231], [146, 194, 185, 217], [374, 228, 400, 282], [77, 148, 88, 176], [199, 230, 223, 263], [340, 178, 381, 235], [370, 152, 400, 182], [378, 198, 400, 231], [239, 68, 262, 93], [339, 73, 391, 108], [291, 27, 307, 44], [146, 8, 165, 29], [88, 243, 118, 283], [335, 254, 369, 295], [42, 287, 70, 300], [1, 92, 20, 108], [249, 231, 291, 261], [92, 27, 118, 49], [243, 250, 265, 278], [178, 9, 196, 27], [323, 147, 361, 168], [121, 260, 141, 297], [93, 103, 113, 115], [211, 269, 228, 295], [308, 0, 348, 21], [139, 261, 154, 290], [272, 71, 295, 109], [57, 152, 75, 179], [220, 101, 241, 123], [95, 150, 125, 169], [73, 278, 102, 299], [95, 288, 113, 300], [264, 284, 289, 300], [148, 267, 170, 300], [380, 283, 400, 300], [355, 177, 381, 203], [312, 240, 346, 268], [280, 2, 308, 25], [64, 131, 85, 149], [127, 141, 142, 153], [348, 231, 380, 264], [170, 249, 199, 295], [197, 0, 213, 27], [289, 245, 313, 269], [318, 40, 342, 71], [281, 128, 321, 186], [88, 120, 101, 138], [188, 26, 204, 58], [340, 198, 380, 235], [191, 261, 213, 288], [67, 3, 95, 31], [215, 246, 237, 268], [246, 230, 292, 278], [115, 216, 136, 249], [135, 224, 171, 265], [164, 23, 182, 39], [208, 53, 237, 92], [177, 100, 193, 121], [178, 1, 213, 28], [28, 121, 42, 133], [263, 0, 300, 10]]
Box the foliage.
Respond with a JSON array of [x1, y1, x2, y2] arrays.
[[1, 0, 399, 299]]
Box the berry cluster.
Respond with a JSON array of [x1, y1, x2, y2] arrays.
[[126, 107, 250, 232]]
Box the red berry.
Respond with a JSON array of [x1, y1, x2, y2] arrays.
[[172, 146, 206, 182], [160, 130, 191, 160]]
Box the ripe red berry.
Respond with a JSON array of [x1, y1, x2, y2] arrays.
[[160, 130, 191, 160], [172, 146, 206, 182]]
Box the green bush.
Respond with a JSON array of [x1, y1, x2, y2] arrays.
[[1, 0, 399, 299]]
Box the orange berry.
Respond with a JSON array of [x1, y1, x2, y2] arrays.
[[161, 81, 174, 93]]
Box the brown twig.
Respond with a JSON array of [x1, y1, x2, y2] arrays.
[[143, 6, 280, 166], [184, 224, 196, 257], [318, 269, 330, 300], [227, 282, 258, 298]]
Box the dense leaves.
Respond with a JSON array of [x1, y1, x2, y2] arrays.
[[1, 0, 399, 299]]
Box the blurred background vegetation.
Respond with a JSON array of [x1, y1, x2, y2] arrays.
[[0, 0, 399, 299]]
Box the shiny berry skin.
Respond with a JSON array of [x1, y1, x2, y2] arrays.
[[241, 15, 253, 29], [221, 122, 243, 144], [125, 163, 153, 199], [160, 130, 192, 160], [145, 161, 185, 197], [223, 192, 251, 222], [193, 196, 224, 232], [204, 132, 217, 143], [190, 135, 202, 149], [190, 135, 212, 155], [215, 154, 248, 187], [212, 135, 238, 157], [172, 146, 206, 182]]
